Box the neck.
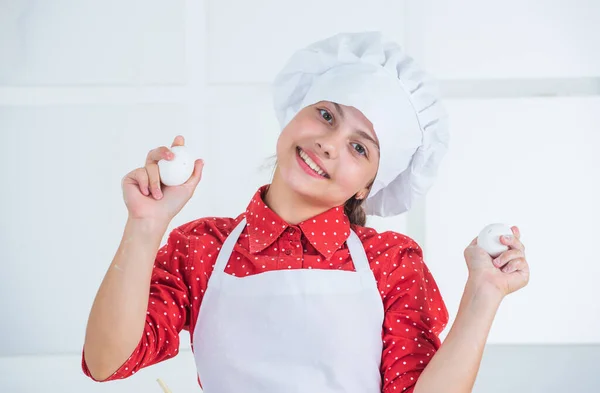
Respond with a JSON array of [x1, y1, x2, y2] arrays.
[[263, 167, 336, 225]]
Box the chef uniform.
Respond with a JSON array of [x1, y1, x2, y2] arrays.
[[190, 31, 450, 393]]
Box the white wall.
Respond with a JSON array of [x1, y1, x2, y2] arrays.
[[1, 0, 599, 391]]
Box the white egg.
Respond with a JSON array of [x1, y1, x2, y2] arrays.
[[158, 145, 194, 186], [477, 223, 514, 258]]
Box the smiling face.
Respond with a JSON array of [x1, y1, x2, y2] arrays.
[[274, 101, 380, 209]]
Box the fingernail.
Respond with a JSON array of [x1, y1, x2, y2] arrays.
[[503, 235, 513, 241]]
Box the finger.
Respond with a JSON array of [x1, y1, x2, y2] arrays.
[[171, 135, 185, 147], [500, 233, 525, 252], [145, 163, 163, 199], [501, 257, 527, 274], [132, 168, 150, 196], [146, 146, 174, 164], [184, 159, 205, 188], [512, 226, 521, 239], [470, 237, 478, 246], [492, 249, 524, 268]]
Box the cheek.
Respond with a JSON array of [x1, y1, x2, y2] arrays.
[[275, 135, 297, 167], [336, 159, 366, 187], [338, 155, 378, 188], [276, 119, 316, 156], [275, 134, 285, 155], [284, 114, 322, 139], [277, 122, 299, 149]]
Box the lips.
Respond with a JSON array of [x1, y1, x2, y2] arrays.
[[296, 147, 330, 178]]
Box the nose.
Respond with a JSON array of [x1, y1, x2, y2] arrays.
[[315, 134, 340, 159]]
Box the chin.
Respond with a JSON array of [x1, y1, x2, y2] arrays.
[[281, 165, 319, 196], [280, 165, 342, 209]]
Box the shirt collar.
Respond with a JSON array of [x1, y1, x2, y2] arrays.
[[245, 185, 289, 254], [245, 184, 351, 260]]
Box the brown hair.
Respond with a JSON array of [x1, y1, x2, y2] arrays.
[[344, 194, 367, 226], [343, 178, 374, 227]]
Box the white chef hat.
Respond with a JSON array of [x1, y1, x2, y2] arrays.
[[272, 31, 449, 217]]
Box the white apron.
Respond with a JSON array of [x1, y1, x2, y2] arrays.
[[192, 217, 384, 393]]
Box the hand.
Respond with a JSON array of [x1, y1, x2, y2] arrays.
[[121, 135, 204, 223], [463, 226, 530, 298]]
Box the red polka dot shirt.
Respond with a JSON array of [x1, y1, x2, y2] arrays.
[[82, 184, 449, 393]]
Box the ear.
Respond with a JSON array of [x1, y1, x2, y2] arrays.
[[355, 188, 369, 201]]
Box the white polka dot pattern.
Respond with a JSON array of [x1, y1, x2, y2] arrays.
[[81, 184, 449, 393]]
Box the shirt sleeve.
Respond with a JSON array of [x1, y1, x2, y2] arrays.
[[82, 227, 192, 381], [380, 243, 449, 393]]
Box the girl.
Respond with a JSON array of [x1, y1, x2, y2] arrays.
[[82, 32, 530, 393]]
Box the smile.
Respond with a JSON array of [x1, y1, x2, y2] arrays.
[[296, 147, 330, 179]]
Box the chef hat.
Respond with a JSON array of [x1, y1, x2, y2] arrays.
[[272, 31, 449, 217]]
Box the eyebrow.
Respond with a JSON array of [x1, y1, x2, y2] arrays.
[[332, 102, 380, 152]]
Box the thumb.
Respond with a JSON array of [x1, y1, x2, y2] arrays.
[[184, 159, 205, 188]]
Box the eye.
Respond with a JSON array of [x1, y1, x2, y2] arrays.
[[319, 108, 334, 124], [351, 142, 367, 157]]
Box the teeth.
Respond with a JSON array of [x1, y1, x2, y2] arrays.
[[298, 149, 326, 176]]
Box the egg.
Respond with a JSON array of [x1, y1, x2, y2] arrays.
[[158, 145, 194, 186], [477, 223, 514, 258]]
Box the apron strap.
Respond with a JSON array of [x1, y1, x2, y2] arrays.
[[213, 217, 247, 274], [346, 229, 371, 272]]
